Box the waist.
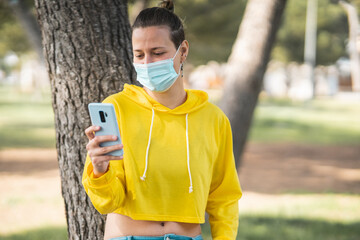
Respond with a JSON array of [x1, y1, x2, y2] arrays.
[[104, 213, 202, 240], [109, 234, 203, 240]]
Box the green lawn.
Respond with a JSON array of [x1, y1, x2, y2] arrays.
[[0, 86, 55, 149], [1, 216, 359, 240], [250, 97, 360, 145]]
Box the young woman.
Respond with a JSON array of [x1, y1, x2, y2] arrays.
[[83, 1, 242, 239]]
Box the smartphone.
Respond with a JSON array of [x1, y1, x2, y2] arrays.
[[88, 103, 123, 157]]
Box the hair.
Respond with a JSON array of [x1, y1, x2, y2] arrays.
[[132, 0, 185, 49]]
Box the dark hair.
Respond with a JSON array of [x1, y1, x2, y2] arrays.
[[132, 0, 185, 48]]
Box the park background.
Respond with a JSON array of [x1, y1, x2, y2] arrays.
[[0, 0, 359, 239]]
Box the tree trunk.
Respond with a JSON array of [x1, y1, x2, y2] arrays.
[[339, 0, 360, 92], [219, 0, 287, 168], [34, 1, 136, 239]]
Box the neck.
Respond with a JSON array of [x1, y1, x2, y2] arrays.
[[144, 78, 187, 109]]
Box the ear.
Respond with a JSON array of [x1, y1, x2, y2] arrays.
[[181, 40, 189, 62]]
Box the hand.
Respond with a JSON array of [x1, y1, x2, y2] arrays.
[[85, 125, 123, 177]]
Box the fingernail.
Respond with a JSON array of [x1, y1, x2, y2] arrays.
[[113, 136, 117, 140]]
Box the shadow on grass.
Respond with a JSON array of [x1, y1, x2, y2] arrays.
[[0, 125, 55, 149], [201, 216, 360, 240], [0, 226, 67, 240], [1, 217, 359, 240]]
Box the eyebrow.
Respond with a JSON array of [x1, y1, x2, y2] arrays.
[[133, 47, 166, 52]]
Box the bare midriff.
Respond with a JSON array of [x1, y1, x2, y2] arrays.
[[104, 213, 202, 240]]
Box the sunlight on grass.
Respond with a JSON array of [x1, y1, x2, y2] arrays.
[[238, 193, 360, 223], [250, 97, 360, 145]]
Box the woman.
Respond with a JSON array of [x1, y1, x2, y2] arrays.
[[83, 1, 242, 239]]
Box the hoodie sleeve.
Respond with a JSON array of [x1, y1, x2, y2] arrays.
[[82, 154, 126, 214], [206, 116, 242, 240], [82, 95, 127, 214]]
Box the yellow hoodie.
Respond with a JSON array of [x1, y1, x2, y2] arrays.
[[82, 84, 242, 239]]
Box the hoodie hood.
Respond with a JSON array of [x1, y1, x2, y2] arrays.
[[121, 84, 208, 114]]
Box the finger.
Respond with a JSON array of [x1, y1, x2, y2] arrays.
[[85, 125, 101, 139], [92, 135, 119, 145], [94, 144, 123, 156]]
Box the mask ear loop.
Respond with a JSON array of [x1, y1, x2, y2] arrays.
[[172, 43, 182, 60], [174, 41, 186, 77]]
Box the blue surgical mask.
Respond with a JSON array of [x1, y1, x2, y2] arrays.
[[133, 45, 182, 92]]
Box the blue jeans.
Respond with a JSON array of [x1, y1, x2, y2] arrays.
[[109, 233, 203, 240]]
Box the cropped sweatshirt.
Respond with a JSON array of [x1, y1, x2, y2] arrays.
[[82, 84, 242, 240]]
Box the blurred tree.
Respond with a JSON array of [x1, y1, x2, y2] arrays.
[[220, 0, 287, 167], [0, 1, 31, 58], [272, 0, 349, 65], [339, 0, 360, 91], [129, 0, 150, 24], [176, 0, 247, 65], [2, 0, 358, 67], [35, 0, 136, 238], [6, 0, 43, 62]]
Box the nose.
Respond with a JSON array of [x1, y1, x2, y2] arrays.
[[143, 54, 153, 64]]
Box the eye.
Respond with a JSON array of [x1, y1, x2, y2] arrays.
[[154, 52, 164, 56]]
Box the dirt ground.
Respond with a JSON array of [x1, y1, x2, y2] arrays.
[[0, 143, 359, 234], [240, 143, 360, 194]]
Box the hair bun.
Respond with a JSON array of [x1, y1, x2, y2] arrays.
[[159, 0, 174, 12]]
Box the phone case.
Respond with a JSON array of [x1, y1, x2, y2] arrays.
[[88, 103, 123, 157]]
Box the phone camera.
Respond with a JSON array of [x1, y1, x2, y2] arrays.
[[99, 111, 106, 123]]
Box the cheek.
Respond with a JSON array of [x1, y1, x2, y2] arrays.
[[173, 56, 182, 73]]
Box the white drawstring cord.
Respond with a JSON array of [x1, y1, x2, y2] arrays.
[[185, 113, 193, 193], [141, 110, 193, 194], [140, 108, 155, 181]]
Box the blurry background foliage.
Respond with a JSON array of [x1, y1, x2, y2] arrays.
[[2, 0, 360, 67], [132, 0, 358, 66], [0, 0, 33, 58]]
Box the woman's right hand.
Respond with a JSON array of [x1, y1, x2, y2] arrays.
[[85, 125, 123, 178]]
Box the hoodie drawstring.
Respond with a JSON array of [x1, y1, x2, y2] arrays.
[[140, 109, 193, 194], [140, 108, 155, 181], [185, 113, 193, 193]]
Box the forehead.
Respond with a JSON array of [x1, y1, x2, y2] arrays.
[[132, 26, 173, 50]]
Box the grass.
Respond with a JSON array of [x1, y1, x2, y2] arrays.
[[249, 97, 360, 145], [0, 226, 67, 240], [1, 216, 359, 240], [0, 86, 55, 149], [203, 216, 360, 240]]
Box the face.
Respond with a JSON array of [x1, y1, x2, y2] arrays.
[[132, 26, 188, 73]]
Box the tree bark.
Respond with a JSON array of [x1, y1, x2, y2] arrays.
[[34, 0, 136, 238], [219, 0, 287, 168]]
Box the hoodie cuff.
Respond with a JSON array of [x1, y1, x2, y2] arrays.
[[86, 162, 115, 188]]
